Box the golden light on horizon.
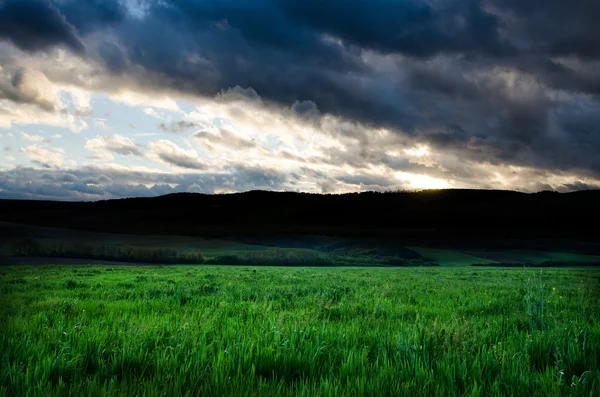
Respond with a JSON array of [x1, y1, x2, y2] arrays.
[[394, 171, 451, 190]]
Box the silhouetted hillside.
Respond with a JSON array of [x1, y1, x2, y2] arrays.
[[0, 189, 599, 241]]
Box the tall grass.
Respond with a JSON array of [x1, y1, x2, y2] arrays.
[[1, 265, 599, 396], [206, 249, 437, 267], [9, 240, 206, 264], [525, 268, 546, 331]]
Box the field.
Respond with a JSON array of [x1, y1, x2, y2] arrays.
[[409, 247, 600, 266], [1, 265, 599, 396], [4, 222, 600, 268]]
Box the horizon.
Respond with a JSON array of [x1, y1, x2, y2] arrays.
[[1, 1, 600, 200], [2, 186, 598, 203]]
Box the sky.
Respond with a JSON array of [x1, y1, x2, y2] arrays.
[[0, 0, 599, 200]]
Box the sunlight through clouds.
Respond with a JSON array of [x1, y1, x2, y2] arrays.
[[1, 0, 600, 198]]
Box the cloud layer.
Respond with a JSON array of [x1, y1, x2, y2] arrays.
[[1, 0, 599, 199]]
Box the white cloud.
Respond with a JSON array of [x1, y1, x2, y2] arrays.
[[91, 152, 114, 161], [93, 119, 108, 129], [85, 134, 143, 157], [147, 139, 204, 170], [21, 132, 45, 142], [0, 99, 89, 133], [20, 144, 66, 167], [113, 92, 182, 112], [143, 107, 162, 119], [67, 88, 93, 115]]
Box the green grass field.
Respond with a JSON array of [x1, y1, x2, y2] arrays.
[[1, 265, 599, 396], [408, 247, 498, 266], [409, 247, 600, 266]]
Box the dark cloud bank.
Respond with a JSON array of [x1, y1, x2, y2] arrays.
[[0, 165, 289, 200], [1, 0, 600, 197]]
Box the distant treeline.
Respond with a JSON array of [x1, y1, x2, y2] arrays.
[[206, 249, 438, 267], [2, 189, 600, 240], [9, 239, 206, 264], [7, 239, 437, 266]]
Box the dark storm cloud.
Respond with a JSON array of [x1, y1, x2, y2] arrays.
[[3, 0, 600, 182], [0, 0, 84, 53], [40, 0, 506, 131], [56, 0, 125, 34], [276, 0, 507, 57], [489, 0, 600, 59]]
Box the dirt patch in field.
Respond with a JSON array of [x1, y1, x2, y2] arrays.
[[0, 257, 171, 266]]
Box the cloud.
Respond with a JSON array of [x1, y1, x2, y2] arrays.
[[0, 66, 58, 110], [192, 127, 257, 150], [142, 107, 162, 119], [158, 120, 202, 133], [19, 144, 65, 167], [91, 152, 114, 161], [0, 0, 85, 54], [21, 132, 46, 142], [85, 134, 143, 157], [93, 119, 108, 129], [217, 86, 262, 103], [0, 0, 599, 196], [0, 164, 290, 200], [147, 139, 205, 170], [0, 64, 91, 132]]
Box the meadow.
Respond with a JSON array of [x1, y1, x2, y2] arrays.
[[1, 265, 599, 396]]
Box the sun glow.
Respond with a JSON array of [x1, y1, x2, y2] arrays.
[[403, 145, 430, 157], [394, 171, 450, 189]]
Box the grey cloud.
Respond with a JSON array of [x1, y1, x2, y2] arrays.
[[227, 165, 288, 189], [148, 140, 205, 170], [292, 100, 319, 118], [0, 165, 291, 200], [558, 182, 600, 192], [489, 0, 600, 59], [155, 152, 204, 170], [0, 66, 58, 111], [338, 173, 396, 188], [217, 86, 261, 103], [79, 174, 113, 185], [0, 0, 85, 54], [192, 128, 257, 150], [30, 160, 53, 169], [158, 120, 202, 134], [85, 135, 143, 157], [3, 0, 600, 187]]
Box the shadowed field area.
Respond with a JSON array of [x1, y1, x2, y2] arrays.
[[3, 222, 600, 268], [1, 265, 599, 396]]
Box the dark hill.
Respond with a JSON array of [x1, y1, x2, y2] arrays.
[[0, 189, 599, 241]]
